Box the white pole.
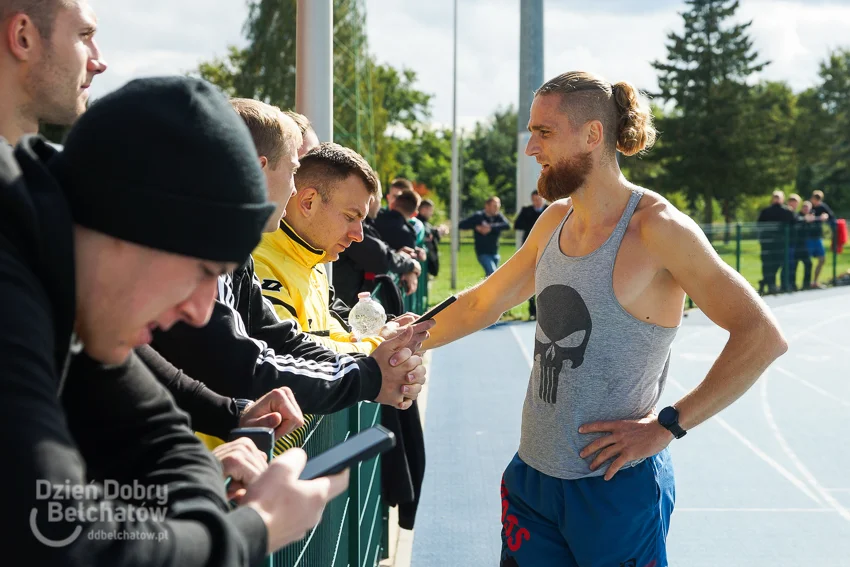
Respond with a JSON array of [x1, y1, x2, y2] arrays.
[[516, 0, 544, 248], [450, 0, 460, 291], [296, 0, 334, 280], [295, 0, 333, 142]]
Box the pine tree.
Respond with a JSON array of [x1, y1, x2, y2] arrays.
[[651, 0, 770, 225]]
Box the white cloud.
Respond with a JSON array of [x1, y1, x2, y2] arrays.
[[87, 0, 249, 101], [85, 0, 850, 128]]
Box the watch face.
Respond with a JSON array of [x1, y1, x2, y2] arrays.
[[659, 406, 677, 426]]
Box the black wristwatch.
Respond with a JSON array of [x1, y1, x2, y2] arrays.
[[234, 398, 254, 417], [658, 406, 687, 439]]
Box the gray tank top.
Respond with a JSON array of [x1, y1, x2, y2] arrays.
[[518, 188, 679, 480]]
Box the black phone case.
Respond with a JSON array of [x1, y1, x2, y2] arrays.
[[227, 427, 275, 460], [299, 425, 396, 480]]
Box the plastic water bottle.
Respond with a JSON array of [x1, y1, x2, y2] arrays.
[[349, 292, 387, 341]]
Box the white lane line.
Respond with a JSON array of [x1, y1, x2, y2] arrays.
[[677, 508, 831, 513], [798, 330, 850, 354], [509, 325, 534, 369], [760, 373, 850, 522], [773, 366, 850, 408], [788, 312, 850, 341], [667, 379, 823, 506], [759, 375, 824, 507]]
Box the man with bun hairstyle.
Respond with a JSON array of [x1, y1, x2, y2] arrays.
[[418, 71, 788, 566], [0, 76, 348, 565]]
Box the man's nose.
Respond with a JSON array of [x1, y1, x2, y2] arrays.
[[88, 41, 108, 75], [179, 278, 218, 327]]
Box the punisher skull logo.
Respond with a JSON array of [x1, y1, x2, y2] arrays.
[[533, 285, 592, 404]]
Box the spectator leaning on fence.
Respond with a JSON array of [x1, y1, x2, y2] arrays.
[[147, 103, 432, 458], [0, 0, 107, 145], [375, 187, 425, 296], [1, 0, 310, 502], [253, 142, 395, 355], [417, 198, 447, 278], [283, 109, 320, 157], [387, 176, 427, 244], [789, 199, 816, 291], [459, 195, 512, 277], [756, 190, 795, 294], [809, 189, 836, 288], [0, 76, 349, 566], [333, 179, 421, 308]]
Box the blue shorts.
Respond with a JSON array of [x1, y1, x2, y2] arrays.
[[807, 238, 826, 258], [500, 450, 675, 567]]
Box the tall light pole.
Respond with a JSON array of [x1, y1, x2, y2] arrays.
[[515, 0, 544, 247], [295, 0, 333, 142], [450, 0, 460, 290], [295, 0, 333, 280]]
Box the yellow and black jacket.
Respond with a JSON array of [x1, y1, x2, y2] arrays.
[[253, 220, 384, 355]]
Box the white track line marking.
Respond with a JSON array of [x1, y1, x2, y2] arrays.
[[677, 508, 831, 513], [667, 378, 823, 506], [509, 325, 534, 368], [772, 366, 850, 408], [760, 373, 850, 522]]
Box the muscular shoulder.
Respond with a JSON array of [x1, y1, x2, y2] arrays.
[[632, 189, 703, 258], [523, 198, 571, 250]]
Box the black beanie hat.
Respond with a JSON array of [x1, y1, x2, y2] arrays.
[[51, 76, 274, 264]]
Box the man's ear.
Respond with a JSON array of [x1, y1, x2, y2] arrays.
[[7, 14, 39, 62], [258, 156, 269, 170], [298, 187, 320, 218], [585, 120, 604, 152]]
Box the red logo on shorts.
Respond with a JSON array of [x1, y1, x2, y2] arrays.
[[500, 478, 531, 552]]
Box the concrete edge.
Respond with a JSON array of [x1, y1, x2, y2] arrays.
[[379, 349, 431, 567]]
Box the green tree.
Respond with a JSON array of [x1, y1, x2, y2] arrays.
[[462, 106, 518, 213], [651, 0, 769, 225], [796, 49, 850, 214], [191, 0, 432, 175], [392, 126, 453, 203]]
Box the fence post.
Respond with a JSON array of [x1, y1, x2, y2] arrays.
[[735, 223, 742, 273], [833, 222, 838, 285], [348, 405, 361, 567], [783, 223, 791, 291]]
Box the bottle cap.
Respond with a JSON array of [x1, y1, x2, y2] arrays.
[[358, 292, 371, 300]]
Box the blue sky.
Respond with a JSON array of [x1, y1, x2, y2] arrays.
[[87, 0, 850, 130]]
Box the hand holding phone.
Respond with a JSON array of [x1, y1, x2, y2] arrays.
[[417, 295, 457, 323], [299, 425, 396, 480]]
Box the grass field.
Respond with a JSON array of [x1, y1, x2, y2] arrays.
[[426, 236, 850, 322]]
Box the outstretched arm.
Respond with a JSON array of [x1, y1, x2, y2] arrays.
[[423, 202, 570, 350]]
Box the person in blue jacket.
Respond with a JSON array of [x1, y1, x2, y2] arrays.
[[459, 195, 512, 276]]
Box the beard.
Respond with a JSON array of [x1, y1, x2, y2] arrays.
[[537, 151, 593, 202], [26, 49, 85, 127]]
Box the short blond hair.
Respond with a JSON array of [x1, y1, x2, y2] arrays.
[[282, 109, 313, 136], [230, 98, 301, 168]]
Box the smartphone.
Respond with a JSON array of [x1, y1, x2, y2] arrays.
[[299, 425, 396, 481], [228, 427, 275, 462], [416, 295, 457, 323]]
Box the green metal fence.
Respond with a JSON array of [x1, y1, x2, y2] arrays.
[[676, 220, 848, 307], [267, 262, 429, 567], [453, 219, 848, 295], [269, 402, 385, 567]]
